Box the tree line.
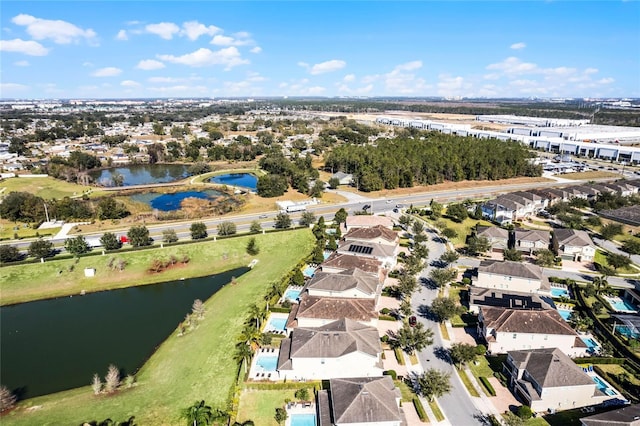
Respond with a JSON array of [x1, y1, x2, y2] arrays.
[[324, 134, 541, 192]]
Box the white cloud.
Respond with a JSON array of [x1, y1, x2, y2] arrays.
[[181, 21, 220, 40], [136, 59, 165, 70], [598, 77, 615, 84], [121, 80, 140, 87], [486, 56, 537, 75], [14, 60, 30, 66], [279, 79, 326, 96], [116, 29, 128, 41], [145, 22, 180, 40], [92, 67, 122, 77], [148, 76, 183, 83], [210, 34, 252, 46], [383, 61, 429, 94], [585, 68, 599, 75], [309, 59, 346, 75], [12, 14, 96, 44], [1, 83, 29, 93], [0, 38, 49, 56], [510, 42, 526, 50], [82, 61, 93, 67], [148, 85, 209, 95], [343, 74, 355, 82], [395, 61, 422, 72], [250, 46, 262, 54], [158, 47, 249, 69]]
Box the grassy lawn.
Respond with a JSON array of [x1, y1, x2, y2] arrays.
[[0, 221, 60, 240], [1, 232, 307, 305], [524, 417, 550, 425], [468, 356, 495, 379], [1, 176, 107, 199], [594, 249, 638, 275], [425, 216, 493, 248], [457, 369, 480, 397], [428, 399, 444, 421], [595, 364, 640, 385], [395, 379, 415, 402], [439, 322, 450, 340], [236, 388, 300, 426], [3, 229, 315, 425]]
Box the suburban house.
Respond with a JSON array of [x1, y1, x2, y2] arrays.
[[286, 294, 378, 328], [503, 348, 615, 412], [510, 191, 548, 211], [478, 306, 588, 356], [316, 376, 405, 426], [336, 240, 398, 269], [343, 225, 399, 248], [330, 172, 354, 186], [469, 287, 554, 314], [321, 252, 383, 279], [476, 226, 509, 253], [580, 403, 640, 426], [481, 199, 518, 225], [553, 229, 596, 262], [474, 260, 550, 294], [303, 268, 381, 300], [277, 319, 383, 380], [514, 229, 550, 254], [344, 215, 394, 231]]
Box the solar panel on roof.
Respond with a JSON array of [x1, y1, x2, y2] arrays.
[[348, 244, 373, 255]]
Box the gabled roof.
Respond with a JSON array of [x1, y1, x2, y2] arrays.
[[511, 191, 543, 202], [321, 252, 382, 275], [278, 319, 381, 368], [470, 287, 554, 311], [329, 376, 402, 424], [508, 348, 594, 389], [337, 240, 396, 258], [481, 306, 580, 336], [581, 403, 640, 426], [476, 225, 509, 240], [478, 260, 544, 280], [305, 268, 379, 296], [332, 171, 353, 180], [287, 294, 377, 325], [554, 228, 594, 248], [345, 215, 394, 230], [344, 225, 398, 244], [514, 229, 549, 243]]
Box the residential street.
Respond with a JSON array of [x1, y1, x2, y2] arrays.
[[410, 228, 489, 425]]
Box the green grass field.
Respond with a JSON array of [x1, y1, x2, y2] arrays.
[[2, 229, 315, 426], [0, 176, 107, 199]]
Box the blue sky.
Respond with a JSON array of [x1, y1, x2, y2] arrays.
[[1, 1, 639, 99]]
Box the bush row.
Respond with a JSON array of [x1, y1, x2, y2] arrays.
[[412, 397, 427, 422], [479, 376, 496, 396]]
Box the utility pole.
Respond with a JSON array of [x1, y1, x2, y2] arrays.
[[43, 202, 50, 222]]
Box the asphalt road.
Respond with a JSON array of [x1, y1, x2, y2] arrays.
[[410, 225, 486, 425]]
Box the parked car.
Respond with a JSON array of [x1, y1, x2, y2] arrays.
[[259, 214, 268, 219]]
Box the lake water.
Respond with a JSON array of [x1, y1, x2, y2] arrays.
[[130, 190, 224, 211], [0, 267, 248, 399], [210, 173, 258, 190], [89, 164, 190, 186]]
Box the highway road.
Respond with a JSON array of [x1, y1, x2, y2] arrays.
[[10, 177, 608, 251]]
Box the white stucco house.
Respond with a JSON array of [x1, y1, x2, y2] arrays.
[[504, 348, 616, 412], [554, 229, 596, 262], [303, 268, 381, 300], [474, 260, 550, 294], [478, 306, 589, 357], [277, 319, 383, 381]]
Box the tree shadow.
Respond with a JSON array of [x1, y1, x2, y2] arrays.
[[433, 345, 452, 363], [417, 304, 438, 322]]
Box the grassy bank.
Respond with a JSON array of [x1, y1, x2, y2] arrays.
[[3, 229, 315, 425], [0, 175, 107, 199], [1, 232, 304, 306]]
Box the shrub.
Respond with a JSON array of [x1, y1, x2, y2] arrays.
[[383, 370, 397, 380], [412, 397, 427, 421], [394, 347, 405, 365], [380, 308, 391, 315], [294, 388, 309, 401], [516, 405, 533, 419], [479, 376, 496, 396]]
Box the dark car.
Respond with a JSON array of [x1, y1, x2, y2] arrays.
[[409, 316, 417, 327]]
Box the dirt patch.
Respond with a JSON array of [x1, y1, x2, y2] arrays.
[[560, 171, 620, 180]]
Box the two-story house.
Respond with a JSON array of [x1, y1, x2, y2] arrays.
[[476, 226, 509, 253], [553, 229, 596, 262], [474, 260, 550, 294], [514, 229, 550, 255]]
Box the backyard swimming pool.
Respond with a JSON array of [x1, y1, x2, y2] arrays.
[[604, 296, 638, 313], [284, 288, 301, 302], [558, 308, 573, 321], [616, 325, 640, 340], [593, 375, 617, 396], [581, 336, 600, 353], [550, 286, 570, 298], [290, 413, 316, 426], [267, 317, 287, 332], [255, 355, 278, 372], [303, 266, 316, 278]]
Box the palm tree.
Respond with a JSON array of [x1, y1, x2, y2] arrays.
[[234, 342, 254, 373], [180, 400, 213, 426], [247, 303, 266, 329], [239, 323, 261, 350], [593, 275, 609, 295]]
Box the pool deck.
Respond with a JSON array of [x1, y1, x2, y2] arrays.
[[285, 403, 316, 426], [264, 312, 290, 334]]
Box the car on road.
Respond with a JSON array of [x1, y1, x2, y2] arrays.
[[259, 214, 268, 219], [362, 204, 371, 210], [409, 316, 417, 327], [386, 200, 392, 204], [392, 208, 399, 213]]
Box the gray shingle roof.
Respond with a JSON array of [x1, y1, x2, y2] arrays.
[[478, 260, 544, 280], [554, 228, 594, 248], [288, 293, 377, 323], [321, 252, 382, 275], [344, 225, 398, 244], [514, 229, 550, 244], [580, 403, 640, 426], [278, 319, 381, 368], [305, 268, 379, 296], [508, 348, 595, 389], [470, 287, 554, 311], [480, 306, 579, 336], [337, 240, 396, 258], [476, 226, 509, 240], [329, 376, 402, 424]]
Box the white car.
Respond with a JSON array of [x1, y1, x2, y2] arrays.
[[386, 200, 392, 204]]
